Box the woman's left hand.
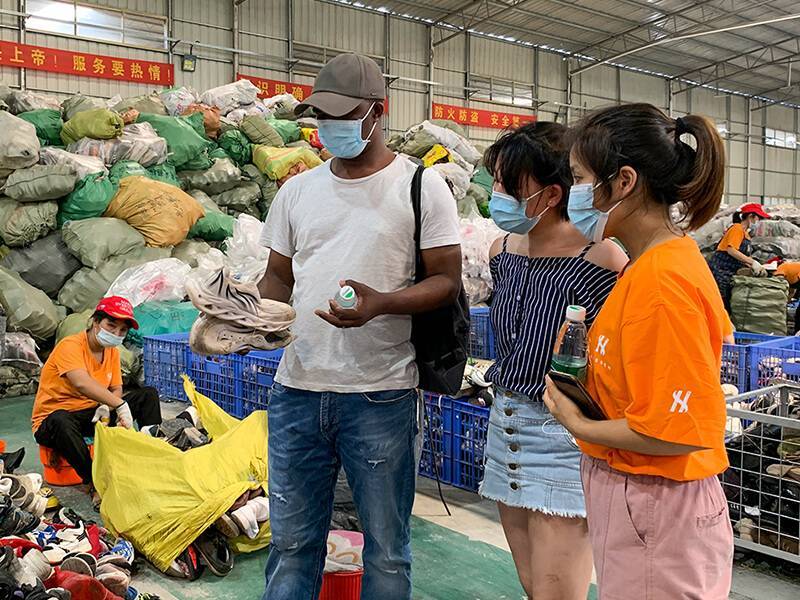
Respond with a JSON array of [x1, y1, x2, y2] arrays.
[[543, 376, 586, 434]]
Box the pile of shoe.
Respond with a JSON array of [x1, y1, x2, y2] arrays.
[[213, 490, 269, 541], [186, 267, 295, 355], [141, 406, 209, 451]]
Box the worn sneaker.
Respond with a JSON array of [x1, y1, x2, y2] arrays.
[[230, 503, 259, 539], [0, 496, 39, 538], [164, 546, 204, 581], [194, 529, 233, 577]]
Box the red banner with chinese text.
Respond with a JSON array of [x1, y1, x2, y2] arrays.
[[0, 41, 173, 86], [432, 102, 535, 130], [237, 74, 313, 102]]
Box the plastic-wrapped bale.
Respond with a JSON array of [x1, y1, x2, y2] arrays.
[[62, 94, 107, 121], [187, 191, 235, 242], [0, 265, 62, 340], [387, 133, 404, 152], [296, 117, 318, 129], [225, 102, 271, 126], [267, 119, 301, 144], [241, 164, 277, 219], [200, 80, 260, 116], [160, 87, 197, 116], [408, 121, 482, 165], [112, 94, 168, 116], [751, 238, 800, 262], [264, 93, 300, 120], [136, 113, 214, 170], [66, 136, 133, 166], [399, 129, 437, 159], [731, 275, 790, 335], [432, 162, 470, 200], [252, 146, 322, 180], [0, 197, 57, 247], [40, 147, 107, 179], [4, 164, 79, 201], [181, 104, 221, 139], [107, 258, 192, 307], [61, 109, 124, 146], [127, 301, 199, 346], [109, 161, 147, 188], [460, 217, 501, 305], [240, 115, 283, 146], [178, 158, 241, 195], [146, 163, 181, 188], [208, 147, 230, 161], [464, 183, 489, 218], [0, 112, 40, 170], [67, 122, 168, 168], [104, 176, 205, 247], [58, 172, 115, 227], [56, 310, 91, 341], [430, 119, 467, 137], [217, 130, 252, 167], [17, 109, 63, 147], [7, 90, 60, 114], [0, 233, 81, 297], [62, 217, 146, 268], [172, 239, 212, 268], [212, 182, 261, 217], [58, 246, 171, 313], [0, 366, 40, 398]]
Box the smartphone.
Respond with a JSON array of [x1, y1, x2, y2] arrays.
[[547, 371, 607, 421]]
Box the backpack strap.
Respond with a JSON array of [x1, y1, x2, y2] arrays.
[[411, 165, 425, 283]]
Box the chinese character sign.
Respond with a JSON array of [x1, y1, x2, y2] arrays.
[[431, 102, 535, 130], [237, 74, 313, 101], [0, 41, 173, 86]]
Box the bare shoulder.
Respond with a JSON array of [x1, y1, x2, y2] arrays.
[[584, 239, 629, 273], [489, 235, 506, 260]]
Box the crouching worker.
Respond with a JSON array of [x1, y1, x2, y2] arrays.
[[31, 296, 162, 499]]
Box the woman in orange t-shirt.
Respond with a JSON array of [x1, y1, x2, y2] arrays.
[[543, 104, 733, 599]]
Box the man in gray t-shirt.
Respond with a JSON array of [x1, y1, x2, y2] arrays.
[[258, 54, 461, 600]]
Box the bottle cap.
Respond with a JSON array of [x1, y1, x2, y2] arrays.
[[565, 305, 586, 322], [336, 285, 357, 309]]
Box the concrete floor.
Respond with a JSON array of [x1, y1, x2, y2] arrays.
[[3, 396, 800, 599]]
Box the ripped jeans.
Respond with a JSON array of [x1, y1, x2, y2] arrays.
[[263, 383, 418, 600]]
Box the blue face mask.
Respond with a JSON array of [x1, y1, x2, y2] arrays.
[[567, 181, 622, 243], [97, 327, 125, 348], [489, 189, 549, 235], [317, 103, 378, 159]]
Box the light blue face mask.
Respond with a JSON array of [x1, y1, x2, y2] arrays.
[[489, 189, 549, 235], [567, 181, 623, 243], [317, 102, 378, 159], [97, 327, 125, 348]]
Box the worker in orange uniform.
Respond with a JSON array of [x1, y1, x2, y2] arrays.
[[775, 261, 800, 332], [708, 203, 771, 310]]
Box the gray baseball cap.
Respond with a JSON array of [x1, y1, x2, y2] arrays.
[[295, 53, 385, 117]]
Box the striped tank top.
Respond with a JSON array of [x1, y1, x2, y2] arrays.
[[486, 236, 618, 399]]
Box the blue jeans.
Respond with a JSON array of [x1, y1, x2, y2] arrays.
[[263, 383, 418, 600]]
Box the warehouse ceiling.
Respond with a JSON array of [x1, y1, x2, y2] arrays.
[[365, 0, 800, 106]]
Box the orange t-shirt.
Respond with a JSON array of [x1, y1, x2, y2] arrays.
[[716, 222, 749, 252], [32, 331, 121, 433], [579, 236, 730, 481], [776, 262, 800, 286]]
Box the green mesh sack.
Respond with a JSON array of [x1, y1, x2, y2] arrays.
[[240, 116, 284, 146], [146, 163, 182, 188], [58, 173, 115, 226], [267, 119, 301, 144], [18, 109, 63, 147], [471, 165, 493, 195], [136, 113, 214, 169], [209, 147, 230, 160], [109, 161, 148, 189], [217, 130, 252, 167]]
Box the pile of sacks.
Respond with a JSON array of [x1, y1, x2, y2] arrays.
[[0, 82, 333, 398]]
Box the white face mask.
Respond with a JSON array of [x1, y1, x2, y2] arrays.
[[96, 326, 125, 347]]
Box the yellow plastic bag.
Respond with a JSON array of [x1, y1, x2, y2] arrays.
[[103, 176, 205, 247], [422, 144, 451, 168], [93, 376, 270, 571], [252, 145, 322, 180]]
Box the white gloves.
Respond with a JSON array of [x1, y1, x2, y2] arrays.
[[115, 402, 134, 429], [92, 404, 110, 424], [751, 259, 767, 276]]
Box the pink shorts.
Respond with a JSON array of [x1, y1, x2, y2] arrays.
[[581, 456, 733, 600]]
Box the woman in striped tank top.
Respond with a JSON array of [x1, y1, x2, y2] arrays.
[[478, 122, 627, 600]]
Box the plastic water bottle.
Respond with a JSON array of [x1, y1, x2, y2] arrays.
[[334, 285, 357, 309], [551, 305, 588, 381]]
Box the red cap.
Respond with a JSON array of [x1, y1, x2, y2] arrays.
[[95, 296, 139, 329], [739, 203, 771, 219]]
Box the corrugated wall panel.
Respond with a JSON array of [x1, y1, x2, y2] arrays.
[[239, 0, 287, 74], [619, 71, 666, 108], [471, 37, 533, 83], [80, 0, 166, 16], [172, 0, 233, 90], [691, 88, 726, 122], [293, 0, 383, 56], [766, 105, 795, 131], [574, 65, 617, 103], [390, 19, 427, 66]]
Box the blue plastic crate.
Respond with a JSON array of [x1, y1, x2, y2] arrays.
[[240, 349, 284, 416], [187, 352, 243, 418], [749, 336, 800, 390], [451, 400, 490, 492], [419, 392, 454, 484], [468, 307, 495, 359], [143, 333, 190, 402]]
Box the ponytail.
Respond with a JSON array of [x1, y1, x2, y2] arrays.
[[674, 114, 725, 230], [732, 211, 742, 224], [572, 103, 726, 231]]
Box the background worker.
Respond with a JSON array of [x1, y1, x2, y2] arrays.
[[31, 296, 162, 501], [708, 203, 771, 309]]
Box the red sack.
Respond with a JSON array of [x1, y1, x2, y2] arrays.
[[46, 568, 124, 600]]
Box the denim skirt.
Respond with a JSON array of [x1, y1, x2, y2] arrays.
[[478, 387, 586, 517]]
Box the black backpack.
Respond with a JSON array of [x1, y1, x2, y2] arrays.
[[410, 166, 470, 395]]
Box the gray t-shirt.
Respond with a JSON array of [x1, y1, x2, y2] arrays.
[[260, 155, 461, 393]]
